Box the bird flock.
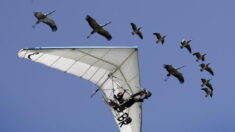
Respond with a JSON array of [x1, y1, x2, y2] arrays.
[[32, 10, 215, 98]]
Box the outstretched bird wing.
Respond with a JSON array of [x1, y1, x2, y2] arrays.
[[185, 45, 192, 53], [42, 17, 57, 31], [206, 83, 213, 91], [162, 38, 165, 44], [172, 71, 184, 84], [153, 33, 161, 40], [201, 88, 212, 97], [137, 32, 143, 39], [97, 28, 112, 41], [201, 78, 206, 83], [200, 63, 205, 68], [86, 15, 100, 29], [193, 52, 200, 57], [202, 55, 206, 61], [206, 67, 214, 76], [201, 88, 209, 93], [131, 23, 137, 31], [181, 40, 186, 45]]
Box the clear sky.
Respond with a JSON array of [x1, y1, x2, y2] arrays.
[[0, 0, 235, 132]]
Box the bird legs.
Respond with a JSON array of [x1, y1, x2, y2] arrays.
[[87, 31, 95, 39], [45, 10, 56, 17], [176, 65, 185, 70], [101, 21, 112, 27]]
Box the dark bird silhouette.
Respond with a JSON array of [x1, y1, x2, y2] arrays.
[[153, 33, 166, 44], [180, 39, 192, 53], [193, 52, 207, 62], [201, 88, 213, 97], [130, 23, 143, 39], [164, 64, 185, 84], [200, 63, 214, 76], [201, 78, 213, 91], [86, 15, 112, 41], [33, 10, 57, 31]]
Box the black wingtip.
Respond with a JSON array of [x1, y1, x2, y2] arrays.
[[107, 37, 112, 41], [51, 26, 57, 32], [179, 79, 184, 84], [106, 35, 112, 41]]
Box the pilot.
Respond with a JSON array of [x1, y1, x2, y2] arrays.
[[114, 89, 127, 104], [108, 89, 152, 112]]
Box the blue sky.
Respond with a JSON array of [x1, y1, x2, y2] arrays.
[[0, 0, 235, 132]]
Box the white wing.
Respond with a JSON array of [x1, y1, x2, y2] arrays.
[[18, 46, 142, 132]]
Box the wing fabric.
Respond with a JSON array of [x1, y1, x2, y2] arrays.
[[18, 46, 142, 132]]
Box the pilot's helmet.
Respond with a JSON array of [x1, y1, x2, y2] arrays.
[[117, 92, 123, 98]]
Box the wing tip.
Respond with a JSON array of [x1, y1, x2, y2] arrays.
[[18, 49, 27, 58], [86, 15, 91, 20], [51, 25, 57, 31]]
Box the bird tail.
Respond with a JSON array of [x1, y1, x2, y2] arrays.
[[180, 46, 183, 48]]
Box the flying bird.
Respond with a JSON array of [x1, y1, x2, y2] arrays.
[[200, 63, 214, 76], [153, 33, 166, 44], [32, 10, 57, 31], [180, 39, 192, 53], [164, 64, 185, 84], [86, 15, 112, 41], [201, 78, 213, 91], [193, 52, 207, 62], [130, 23, 143, 39], [201, 88, 213, 97]]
